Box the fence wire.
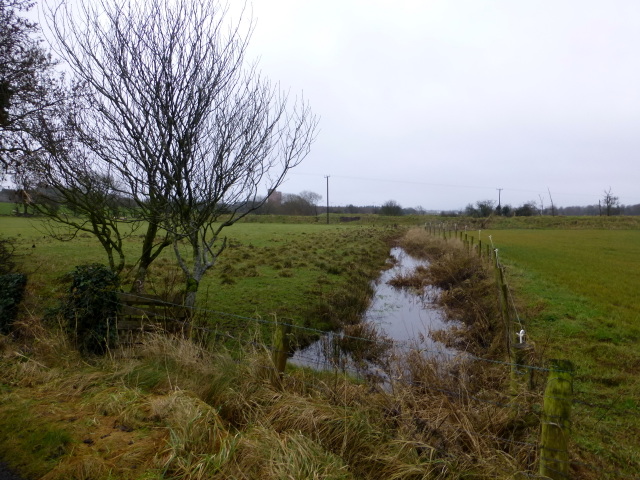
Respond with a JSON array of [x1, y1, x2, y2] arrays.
[[94, 227, 639, 479]]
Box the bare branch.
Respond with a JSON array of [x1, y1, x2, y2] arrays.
[[44, 0, 318, 301]]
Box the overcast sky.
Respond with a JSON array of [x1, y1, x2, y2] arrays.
[[240, 0, 640, 210]]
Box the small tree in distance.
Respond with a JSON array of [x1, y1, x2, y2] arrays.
[[465, 200, 495, 218], [279, 191, 321, 216], [380, 200, 403, 216], [602, 188, 620, 216], [514, 201, 538, 216]]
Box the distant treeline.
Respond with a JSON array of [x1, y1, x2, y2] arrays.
[[453, 198, 640, 217], [552, 204, 640, 216], [2, 187, 638, 217]]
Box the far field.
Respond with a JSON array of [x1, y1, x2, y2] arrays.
[[480, 228, 640, 474]]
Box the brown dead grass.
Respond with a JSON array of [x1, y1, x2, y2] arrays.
[[0, 227, 545, 479]]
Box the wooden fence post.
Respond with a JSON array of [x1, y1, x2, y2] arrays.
[[272, 321, 291, 378], [539, 360, 573, 480], [493, 261, 520, 394]]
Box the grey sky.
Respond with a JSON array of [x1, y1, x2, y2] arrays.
[[243, 0, 640, 210]]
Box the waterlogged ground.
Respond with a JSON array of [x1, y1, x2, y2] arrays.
[[291, 247, 457, 370], [365, 247, 450, 345]]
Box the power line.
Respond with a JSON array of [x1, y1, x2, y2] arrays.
[[288, 172, 640, 203]]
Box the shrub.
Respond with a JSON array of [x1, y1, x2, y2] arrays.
[[60, 264, 120, 355], [379, 200, 403, 216], [0, 273, 27, 333], [0, 237, 17, 275]]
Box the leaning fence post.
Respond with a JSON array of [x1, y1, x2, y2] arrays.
[[496, 263, 517, 391], [539, 359, 573, 480]]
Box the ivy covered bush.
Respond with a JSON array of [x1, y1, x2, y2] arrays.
[[0, 273, 27, 334], [61, 264, 120, 355], [0, 237, 17, 275], [0, 237, 26, 333]]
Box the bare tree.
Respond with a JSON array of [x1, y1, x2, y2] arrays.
[[280, 190, 322, 215], [380, 199, 403, 216], [11, 168, 37, 215], [47, 0, 318, 302], [538, 194, 545, 216], [603, 187, 619, 216], [299, 190, 322, 215], [30, 126, 140, 274], [0, 0, 62, 175], [465, 199, 494, 218], [514, 201, 538, 216]]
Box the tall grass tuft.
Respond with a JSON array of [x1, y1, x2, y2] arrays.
[[398, 228, 505, 358], [156, 390, 236, 479]]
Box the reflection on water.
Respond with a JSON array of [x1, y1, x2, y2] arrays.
[[365, 247, 448, 345], [291, 247, 459, 370]]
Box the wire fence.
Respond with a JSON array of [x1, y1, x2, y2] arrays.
[[103, 286, 640, 478], [424, 222, 640, 479], [93, 223, 639, 479]]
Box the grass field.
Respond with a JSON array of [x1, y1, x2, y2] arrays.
[[2, 212, 640, 478], [482, 228, 640, 474], [0, 216, 399, 345], [0, 223, 527, 480], [0, 202, 15, 215]]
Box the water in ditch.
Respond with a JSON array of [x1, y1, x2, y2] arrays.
[[291, 247, 460, 371]]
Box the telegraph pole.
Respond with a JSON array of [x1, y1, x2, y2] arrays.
[[325, 175, 330, 224]]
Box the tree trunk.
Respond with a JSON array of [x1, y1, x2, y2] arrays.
[[184, 276, 199, 310], [131, 221, 165, 293]]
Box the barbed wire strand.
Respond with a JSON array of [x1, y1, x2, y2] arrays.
[[114, 304, 638, 478], [107, 289, 572, 374]]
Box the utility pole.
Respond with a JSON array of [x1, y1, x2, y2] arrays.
[[497, 188, 503, 214], [547, 187, 556, 216], [325, 175, 330, 224]]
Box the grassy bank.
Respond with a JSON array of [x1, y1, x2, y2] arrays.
[[477, 228, 640, 476], [0, 226, 533, 479], [435, 214, 640, 230]]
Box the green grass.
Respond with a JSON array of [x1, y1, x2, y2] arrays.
[[0, 202, 17, 215], [4, 213, 640, 477], [0, 393, 74, 478], [484, 229, 640, 346], [480, 228, 640, 475], [1, 216, 399, 343]]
